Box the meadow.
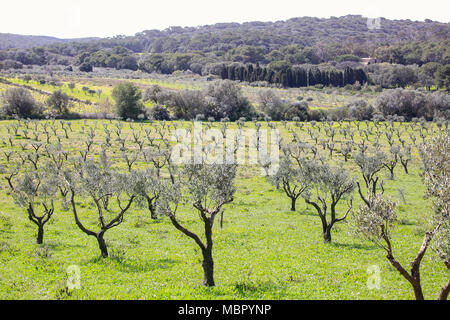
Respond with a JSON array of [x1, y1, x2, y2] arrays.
[[0, 115, 448, 300], [0, 72, 378, 115]]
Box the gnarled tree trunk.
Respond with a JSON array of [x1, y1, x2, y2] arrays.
[[97, 232, 108, 258], [146, 195, 157, 220], [37, 224, 44, 244], [290, 197, 296, 212], [202, 248, 215, 287], [323, 225, 332, 244]]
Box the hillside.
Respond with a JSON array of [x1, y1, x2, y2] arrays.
[[0, 33, 99, 50], [0, 15, 449, 79]]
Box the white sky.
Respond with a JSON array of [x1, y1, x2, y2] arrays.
[[1, 0, 449, 38]]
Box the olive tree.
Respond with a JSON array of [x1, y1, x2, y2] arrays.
[[352, 193, 447, 300], [351, 132, 449, 300], [66, 158, 137, 258], [267, 155, 310, 211], [302, 161, 355, 243], [157, 163, 237, 286], [420, 132, 450, 299], [133, 168, 161, 219], [354, 151, 386, 207], [383, 145, 400, 180], [13, 164, 58, 244]]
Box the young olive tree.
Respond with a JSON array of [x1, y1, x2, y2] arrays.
[[420, 132, 450, 300], [132, 168, 161, 219], [267, 155, 311, 211], [354, 151, 386, 207], [352, 194, 445, 300], [384, 145, 400, 179], [302, 161, 355, 243], [13, 165, 58, 244], [351, 132, 449, 300], [66, 158, 137, 258], [157, 163, 237, 286]]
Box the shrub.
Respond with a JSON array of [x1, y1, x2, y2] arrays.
[[143, 85, 162, 102], [348, 99, 374, 120], [1, 87, 42, 118], [204, 80, 254, 121], [79, 62, 93, 72], [47, 90, 70, 115], [375, 88, 449, 120], [308, 108, 326, 121], [284, 101, 309, 121], [148, 104, 170, 120], [257, 89, 286, 121], [112, 82, 144, 119]]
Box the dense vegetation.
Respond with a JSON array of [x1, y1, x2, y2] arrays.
[[217, 63, 368, 88], [1, 74, 449, 122], [0, 15, 449, 91], [0, 33, 98, 50]]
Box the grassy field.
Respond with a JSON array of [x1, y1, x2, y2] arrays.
[[2, 74, 377, 115], [0, 118, 448, 300]]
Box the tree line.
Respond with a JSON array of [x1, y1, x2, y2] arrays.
[[218, 62, 368, 88]]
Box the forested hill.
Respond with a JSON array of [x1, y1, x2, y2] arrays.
[[0, 33, 99, 50], [129, 15, 449, 53], [0, 15, 449, 74]]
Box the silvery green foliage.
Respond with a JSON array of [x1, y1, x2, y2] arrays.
[[354, 151, 386, 187], [12, 161, 59, 243], [13, 163, 58, 209], [267, 155, 312, 210], [419, 132, 449, 261], [433, 222, 450, 263], [183, 163, 237, 212], [303, 161, 355, 202], [68, 154, 136, 212], [129, 168, 162, 212], [157, 162, 237, 217], [156, 179, 182, 217], [267, 155, 300, 187], [351, 194, 397, 249], [71, 159, 117, 197]]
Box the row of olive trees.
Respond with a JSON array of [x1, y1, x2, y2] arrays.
[[2, 119, 448, 295], [350, 132, 449, 300], [9, 147, 237, 287], [261, 130, 449, 299]]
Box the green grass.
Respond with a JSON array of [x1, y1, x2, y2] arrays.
[[0, 119, 448, 300]]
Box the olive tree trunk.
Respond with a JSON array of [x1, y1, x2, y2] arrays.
[[37, 224, 44, 244]]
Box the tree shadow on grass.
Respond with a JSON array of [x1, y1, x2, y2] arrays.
[[231, 280, 288, 299], [330, 242, 377, 250], [288, 210, 317, 217], [112, 258, 180, 273], [45, 242, 85, 251], [85, 255, 179, 273], [398, 219, 416, 226]]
